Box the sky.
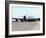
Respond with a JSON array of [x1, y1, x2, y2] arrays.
[[12, 7, 41, 18]]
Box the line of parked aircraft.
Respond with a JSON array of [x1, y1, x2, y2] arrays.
[[12, 16, 40, 22]]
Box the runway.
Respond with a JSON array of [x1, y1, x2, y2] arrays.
[[12, 21, 40, 31]]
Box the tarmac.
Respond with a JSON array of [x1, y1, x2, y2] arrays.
[[12, 21, 40, 31]]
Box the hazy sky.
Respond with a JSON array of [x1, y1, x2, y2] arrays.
[[12, 7, 41, 18]]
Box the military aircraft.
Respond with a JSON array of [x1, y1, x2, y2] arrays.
[[12, 16, 40, 22]]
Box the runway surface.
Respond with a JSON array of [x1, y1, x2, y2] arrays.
[[12, 21, 40, 31]]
